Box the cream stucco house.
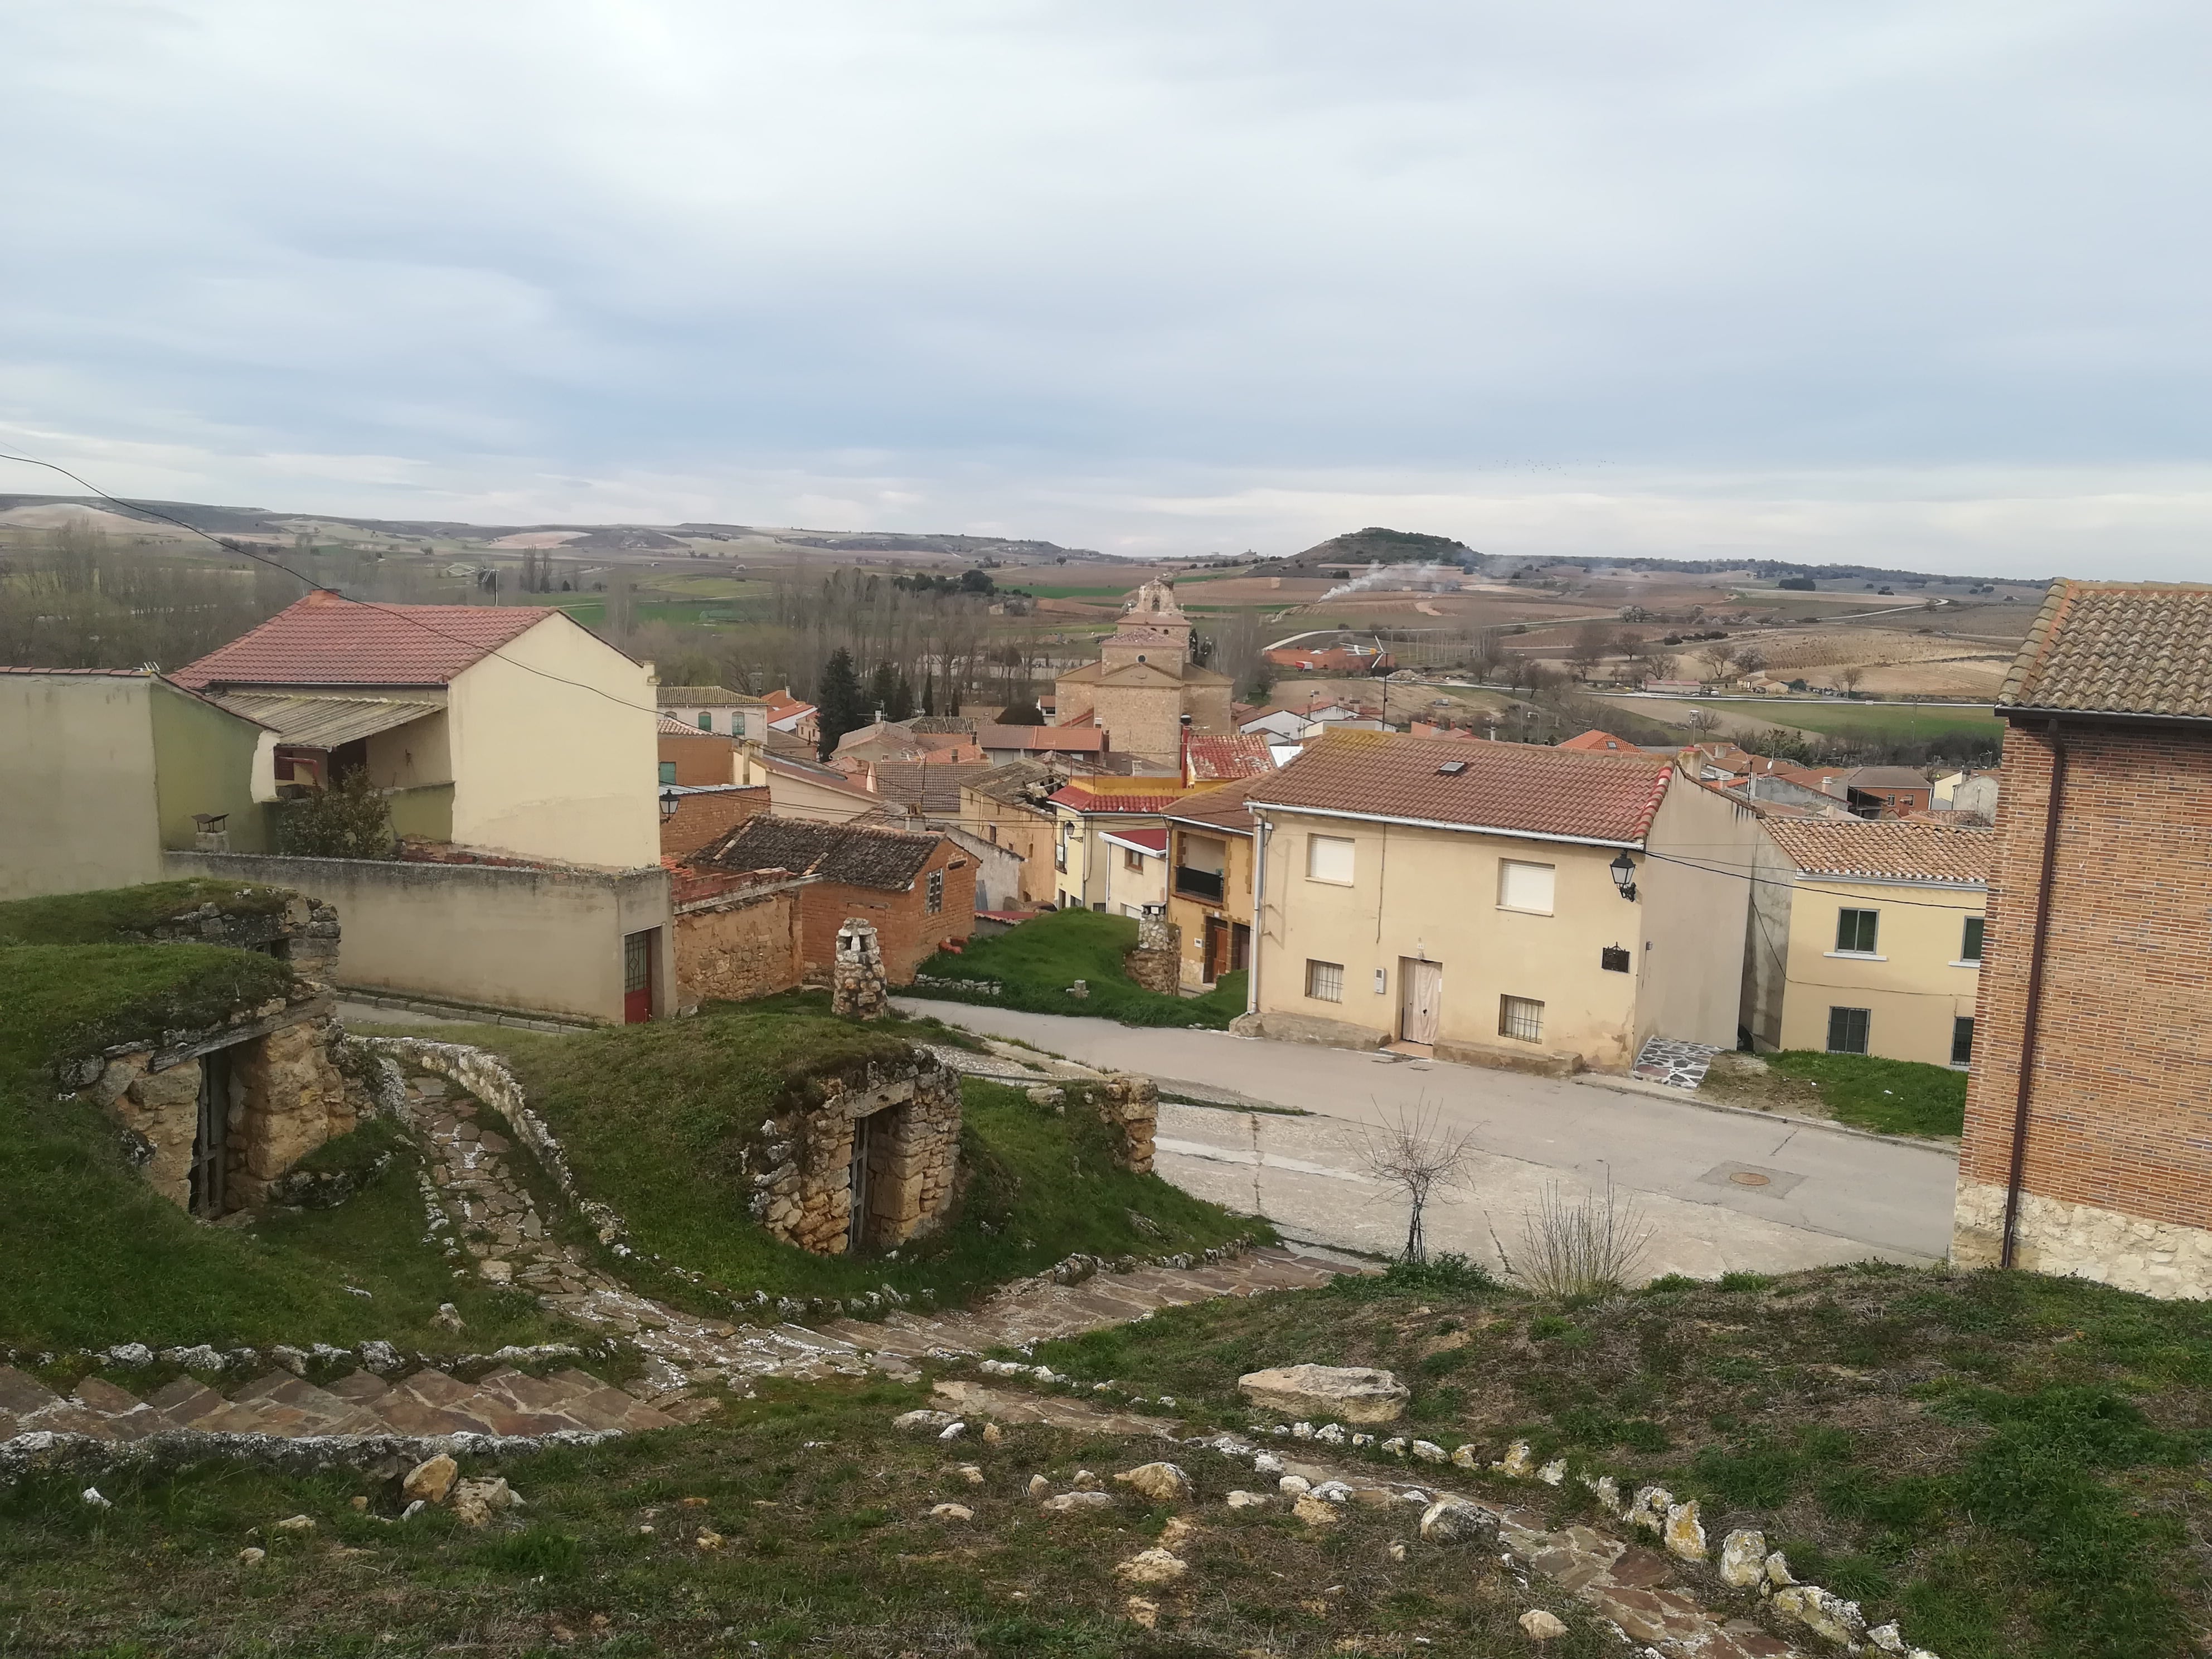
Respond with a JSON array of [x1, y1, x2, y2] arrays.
[[1238, 731, 1758, 1074], [1744, 817, 1990, 1068], [176, 590, 661, 869], [1047, 777, 1208, 914]]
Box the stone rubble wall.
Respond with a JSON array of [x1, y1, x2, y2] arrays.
[[75, 991, 350, 1213], [671, 884, 806, 1013], [141, 893, 342, 979], [1952, 1178, 2212, 1299], [1122, 915, 1182, 996], [748, 1055, 963, 1255], [831, 919, 891, 1020], [1083, 1075, 1160, 1175]]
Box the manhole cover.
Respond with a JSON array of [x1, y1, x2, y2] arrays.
[[1729, 1171, 1772, 1188]]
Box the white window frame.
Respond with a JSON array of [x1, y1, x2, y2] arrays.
[[1497, 859, 1556, 915], [1306, 834, 1355, 886]]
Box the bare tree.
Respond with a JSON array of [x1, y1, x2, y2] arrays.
[[1695, 641, 1740, 682], [1734, 646, 1768, 678], [1834, 664, 1865, 696], [1358, 1101, 1481, 1264], [1565, 621, 1613, 680], [1512, 1176, 1652, 1298], [1683, 706, 1723, 733]]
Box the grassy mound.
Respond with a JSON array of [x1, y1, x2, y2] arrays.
[[910, 908, 1248, 1028], [1032, 1260, 2212, 1659], [0, 942, 562, 1351], [0, 879, 293, 946], [0, 1376, 1600, 1656], [408, 1000, 1261, 1309]]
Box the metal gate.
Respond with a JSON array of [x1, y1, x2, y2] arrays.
[[190, 1048, 230, 1217], [622, 929, 656, 1024], [846, 1112, 875, 1253]]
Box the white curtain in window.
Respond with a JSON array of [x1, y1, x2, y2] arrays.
[[1307, 835, 1355, 884]]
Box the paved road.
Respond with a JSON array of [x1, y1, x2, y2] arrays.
[[894, 999, 1958, 1280]]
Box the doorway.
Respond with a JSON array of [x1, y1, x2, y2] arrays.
[[847, 1110, 875, 1253], [622, 929, 657, 1023], [190, 1047, 231, 1217], [1398, 957, 1442, 1046]]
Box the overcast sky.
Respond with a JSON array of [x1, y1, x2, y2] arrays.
[[4, 1, 2209, 574]]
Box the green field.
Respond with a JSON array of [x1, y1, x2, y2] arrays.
[[1628, 696, 2004, 746]]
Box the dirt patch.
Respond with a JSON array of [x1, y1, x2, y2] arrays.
[[1696, 1053, 1832, 1122]]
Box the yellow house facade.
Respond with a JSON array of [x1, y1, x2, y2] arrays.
[[1239, 731, 1758, 1074], [1749, 818, 1990, 1068], [1165, 778, 1263, 991], [1046, 777, 1206, 913]]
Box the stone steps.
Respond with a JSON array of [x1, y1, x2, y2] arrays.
[[0, 1362, 675, 1445]]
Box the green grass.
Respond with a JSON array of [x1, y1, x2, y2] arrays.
[[1632, 696, 2004, 746], [0, 943, 566, 1351], [911, 909, 1249, 1028], [0, 1376, 1606, 1656], [415, 1000, 1262, 1312], [0, 879, 293, 946], [1763, 1049, 1968, 1136], [1027, 1261, 2212, 1659]]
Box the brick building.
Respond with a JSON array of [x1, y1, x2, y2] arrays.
[[688, 815, 974, 984], [1952, 581, 2212, 1297], [658, 715, 738, 786], [658, 783, 768, 862]]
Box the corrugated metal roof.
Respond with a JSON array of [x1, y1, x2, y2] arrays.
[[212, 692, 443, 749]]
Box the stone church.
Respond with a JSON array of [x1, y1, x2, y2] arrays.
[[1053, 579, 1233, 767]]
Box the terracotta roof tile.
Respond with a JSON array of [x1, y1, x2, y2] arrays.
[[173, 591, 549, 690], [689, 815, 941, 891], [1999, 579, 2212, 720], [656, 684, 765, 707], [1762, 817, 1993, 885], [1183, 733, 1277, 781], [977, 724, 1107, 752], [1163, 775, 1268, 835], [1246, 730, 1672, 845], [871, 760, 996, 817], [1049, 783, 1203, 815], [1558, 729, 1640, 753]]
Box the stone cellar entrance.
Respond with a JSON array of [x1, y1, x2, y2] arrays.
[[189, 1045, 234, 1218], [846, 1099, 920, 1254], [750, 1058, 963, 1257]]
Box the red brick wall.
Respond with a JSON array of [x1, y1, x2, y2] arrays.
[[1959, 721, 2212, 1231], [796, 838, 977, 984], [659, 787, 769, 861]]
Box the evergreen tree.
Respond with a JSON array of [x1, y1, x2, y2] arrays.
[[886, 673, 916, 723], [867, 661, 899, 722], [920, 670, 937, 717], [816, 648, 865, 759]]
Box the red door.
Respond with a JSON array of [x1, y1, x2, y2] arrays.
[[623, 930, 656, 1023]]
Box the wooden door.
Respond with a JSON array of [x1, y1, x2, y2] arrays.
[[847, 1112, 875, 1253], [1203, 916, 1226, 983], [623, 930, 655, 1024], [190, 1047, 230, 1217], [1399, 957, 1442, 1045]]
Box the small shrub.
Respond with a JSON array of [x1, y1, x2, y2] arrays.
[[1377, 1252, 1494, 1294], [1515, 1178, 1651, 1299], [1716, 1272, 1774, 1293]]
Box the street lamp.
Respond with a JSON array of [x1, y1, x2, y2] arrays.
[[660, 787, 682, 820], [1609, 851, 1638, 901]]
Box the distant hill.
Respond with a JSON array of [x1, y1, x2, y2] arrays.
[[0, 496, 1097, 561], [1285, 527, 1483, 570]]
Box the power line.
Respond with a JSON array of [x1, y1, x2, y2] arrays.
[[0, 447, 684, 722]]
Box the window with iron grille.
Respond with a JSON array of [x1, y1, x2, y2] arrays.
[[1304, 959, 1344, 1002], [1827, 1006, 1871, 1054], [1961, 916, 1985, 961], [1499, 995, 1544, 1043], [926, 870, 944, 915], [1951, 1016, 1975, 1067], [1835, 908, 1879, 953]]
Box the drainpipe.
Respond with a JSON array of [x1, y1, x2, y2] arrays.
[[1248, 811, 1272, 1017], [2000, 720, 2068, 1269]]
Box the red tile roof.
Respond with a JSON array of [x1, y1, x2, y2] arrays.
[[173, 591, 549, 690], [1762, 818, 1993, 885], [1247, 730, 1672, 845], [977, 724, 1108, 752], [1558, 729, 1639, 754], [1049, 784, 1200, 815], [1183, 732, 1277, 782], [1102, 826, 1168, 855], [1163, 774, 1269, 835], [2000, 579, 2212, 721]]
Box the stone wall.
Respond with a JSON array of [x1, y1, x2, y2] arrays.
[[1084, 1074, 1159, 1174], [139, 892, 341, 979], [1123, 914, 1181, 995], [78, 993, 352, 1214], [671, 880, 806, 1013], [747, 1054, 963, 1255], [1953, 1178, 2212, 1300], [832, 919, 890, 1019]]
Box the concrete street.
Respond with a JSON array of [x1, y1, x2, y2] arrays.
[[892, 998, 1959, 1280]]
